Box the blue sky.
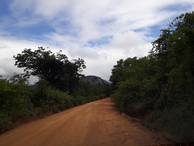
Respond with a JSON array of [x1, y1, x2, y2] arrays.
[[0, 0, 193, 83]]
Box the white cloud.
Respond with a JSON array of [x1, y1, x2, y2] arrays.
[[0, 37, 42, 78], [10, 0, 192, 40], [0, 43, 8, 50], [0, 68, 7, 75], [0, 0, 193, 82], [110, 31, 144, 49], [14, 17, 42, 27], [68, 47, 100, 60]]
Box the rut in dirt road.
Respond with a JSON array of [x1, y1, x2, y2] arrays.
[[0, 98, 168, 146]]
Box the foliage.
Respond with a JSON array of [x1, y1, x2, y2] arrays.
[[110, 58, 138, 90], [0, 76, 109, 134], [31, 80, 74, 112], [1, 46, 111, 134], [13, 47, 86, 93], [73, 80, 111, 105], [0, 77, 34, 133], [110, 11, 194, 140], [8, 73, 29, 84]]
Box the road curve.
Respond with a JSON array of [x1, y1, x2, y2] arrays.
[[0, 98, 167, 146]]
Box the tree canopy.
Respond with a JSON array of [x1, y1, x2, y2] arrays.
[[14, 47, 86, 92], [110, 11, 194, 139]]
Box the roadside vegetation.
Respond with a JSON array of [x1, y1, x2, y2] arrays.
[[110, 11, 194, 141], [0, 48, 110, 134], [1, 11, 193, 142]]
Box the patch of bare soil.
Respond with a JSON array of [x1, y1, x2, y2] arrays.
[[0, 98, 169, 146], [14, 111, 55, 128]]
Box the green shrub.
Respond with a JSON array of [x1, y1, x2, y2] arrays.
[[0, 78, 34, 133], [110, 12, 194, 141], [31, 80, 73, 112]]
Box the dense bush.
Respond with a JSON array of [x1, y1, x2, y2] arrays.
[[0, 77, 34, 133], [31, 80, 74, 113], [73, 80, 111, 105], [0, 45, 111, 134], [0, 75, 110, 134], [110, 12, 194, 140]]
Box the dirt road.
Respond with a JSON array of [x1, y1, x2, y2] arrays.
[[0, 98, 168, 146]]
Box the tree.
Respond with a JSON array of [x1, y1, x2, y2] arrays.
[[13, 47, 86, 92], [110, 57, 138, 89], [8, 73, 29, 84], [110, 11, 194, 139]]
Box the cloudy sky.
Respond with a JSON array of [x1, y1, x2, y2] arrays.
[[0, 0, 193, 84]]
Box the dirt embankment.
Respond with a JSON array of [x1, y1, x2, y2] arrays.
[[0, 98, 168, 146]]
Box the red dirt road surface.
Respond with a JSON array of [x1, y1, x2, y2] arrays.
[[0, 98, 168, 146]]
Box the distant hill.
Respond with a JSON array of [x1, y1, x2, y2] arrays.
[[80, 75, 109, 84]]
